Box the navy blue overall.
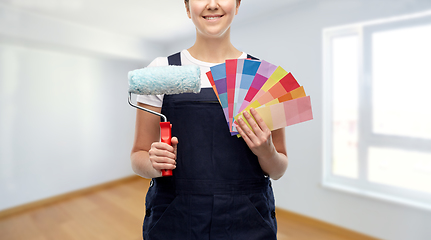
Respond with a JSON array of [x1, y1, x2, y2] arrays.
[[142, 53, 277, 240]]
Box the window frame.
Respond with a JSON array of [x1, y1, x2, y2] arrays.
[[322, 12, 431, 211]]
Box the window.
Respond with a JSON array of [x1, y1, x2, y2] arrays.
[[323, 11, 431, 210]]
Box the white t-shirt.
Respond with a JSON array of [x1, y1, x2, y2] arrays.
[[136, 49, 248, 107]]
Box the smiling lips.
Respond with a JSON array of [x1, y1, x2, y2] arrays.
[[203, 15, 223, 20]]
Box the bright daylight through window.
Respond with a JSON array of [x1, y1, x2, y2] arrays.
[[323, 11, 431, 209]]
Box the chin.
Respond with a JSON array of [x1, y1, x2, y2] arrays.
[[200, 28, 231, 39]]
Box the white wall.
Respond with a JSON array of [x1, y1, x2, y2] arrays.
[[168, 1, 431, 239], [0, 4, 162, 61], [0, 5, 163, 211]]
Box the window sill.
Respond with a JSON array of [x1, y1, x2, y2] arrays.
[[321, 181, 431, 212]]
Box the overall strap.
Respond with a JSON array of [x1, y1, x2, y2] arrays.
[[168, 52, 182, 66], [247, 54, 259, 60]]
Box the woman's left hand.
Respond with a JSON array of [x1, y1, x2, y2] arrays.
[[235, 108, 288, 180], [235, 108, 276, 159]]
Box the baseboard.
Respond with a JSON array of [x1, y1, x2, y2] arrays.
[[276, 207, 380, 240], [0, 175, 144, 219]]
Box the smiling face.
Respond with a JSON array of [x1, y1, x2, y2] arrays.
[[185, 0, 240, 39]]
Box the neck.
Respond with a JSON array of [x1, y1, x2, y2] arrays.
[[187, 28, 242, 63]]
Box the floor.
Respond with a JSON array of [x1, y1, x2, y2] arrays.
[[0, 177, 374, 240]]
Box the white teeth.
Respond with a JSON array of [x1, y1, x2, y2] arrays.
[[205, 16, 221, 20]]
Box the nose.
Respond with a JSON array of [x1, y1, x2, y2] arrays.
[[206, 0, 219, 10]]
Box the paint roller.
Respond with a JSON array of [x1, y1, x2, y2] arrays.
[[128, 65, 201, 177]]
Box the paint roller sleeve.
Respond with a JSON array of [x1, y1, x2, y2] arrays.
[[128, 65, 201, 95]]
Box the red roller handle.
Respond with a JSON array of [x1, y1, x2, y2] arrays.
[[160, 122, 173, 177]]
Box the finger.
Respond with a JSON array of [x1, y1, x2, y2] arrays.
[[149, 143, 177, 160], [249, 108, 271, 135], [236, 115, 258, 143], [153, 161, 177, 171], [243, 110, 262, 134], [235, 121, 251, 143], [153, 152, 177, 162], [152, 141, 176, 154], [171, 136, 179, 158], [171, 136, 179, 146], [149, 149, 176, 165], [236, 116, 250, 135], [149, 146, 176, 158], [152, 141, 175, 152], [149, 151, 176, 164], [240, 112, 261, 143]]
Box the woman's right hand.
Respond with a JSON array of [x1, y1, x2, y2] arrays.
[[148, 137, 179, 174], [131, 103, 178, 179]]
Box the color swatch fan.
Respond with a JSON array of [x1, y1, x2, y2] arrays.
[[207, 59, 313, 135]]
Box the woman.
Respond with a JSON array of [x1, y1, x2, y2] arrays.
[[131, 0, 288, 239]]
